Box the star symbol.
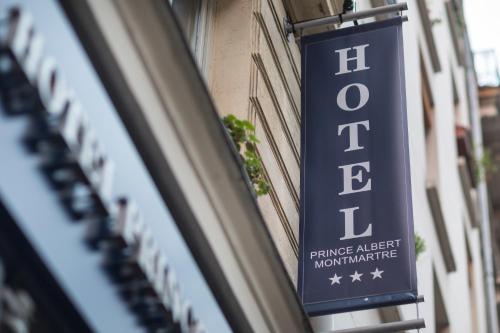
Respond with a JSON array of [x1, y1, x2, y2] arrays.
[[350, 271, 363, 282], [371, 268, 384, 279], [329, 274, 342, 285]]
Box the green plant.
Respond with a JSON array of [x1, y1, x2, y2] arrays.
[[454, 9, 465, 33], [430, 18, 442, 26], [415, 233, 426, 260], [475, 148, 498, 181], [222, 114, 270, 196]]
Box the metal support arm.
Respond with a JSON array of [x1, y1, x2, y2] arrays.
[[330, 318, 425, 333], [323, 295, 425, 333], [284, 2, 408, 37]]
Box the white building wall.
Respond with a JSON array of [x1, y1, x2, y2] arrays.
[[209, 0, 489, 331]]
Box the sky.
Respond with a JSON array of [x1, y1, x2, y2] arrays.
[[464, 0, 500, 86]]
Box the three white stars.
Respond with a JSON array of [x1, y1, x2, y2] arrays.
[[370, 267, 384, 279], [329, 268, 384, 285]]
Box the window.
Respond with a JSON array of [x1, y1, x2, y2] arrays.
[[170, 0, 214, 76], [171, 0, 201, 48]]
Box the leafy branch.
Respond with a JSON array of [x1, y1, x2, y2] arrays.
[[475, 148, 498, 181], [222, 115, 270, 196], [415, 233, 426, 260]]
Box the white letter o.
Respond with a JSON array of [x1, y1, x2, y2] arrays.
[[336, 83, 369, 111]]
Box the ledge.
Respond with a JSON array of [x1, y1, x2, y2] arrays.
[[458, 157, 478, 227], [426, 184, 457, 272], [416, 0, 442, 72]]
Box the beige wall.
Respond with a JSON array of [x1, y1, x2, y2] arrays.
[[210, 0, 305, 284]]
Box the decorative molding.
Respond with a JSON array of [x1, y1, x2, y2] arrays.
[[252, 53, 300, 161], [263, 0, 301, 83], [251, 98, 299, 254], [258, 158, 300, 255], [251, 80, 300, 205], [254, 4, 301, 123], [254, 12, 300, 120], [248, 0, 302, 260], [250, 0, 301, 165]]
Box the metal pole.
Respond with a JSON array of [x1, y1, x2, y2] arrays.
[[284, 2, 408, 36], [314, 296, 424, 333], [329, 319, 425, 333]]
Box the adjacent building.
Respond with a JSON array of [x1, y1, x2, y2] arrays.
[[477, 49, 500, 327]]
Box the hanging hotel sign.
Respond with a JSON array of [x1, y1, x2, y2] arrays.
[[298, 17, 417, 315]]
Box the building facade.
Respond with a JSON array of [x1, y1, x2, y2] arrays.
[[0, 0, 496, 332], [207, 0, 494, 331]]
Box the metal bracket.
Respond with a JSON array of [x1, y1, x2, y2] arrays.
[[324, 295, 425, 333], [284, 2, 408, 40], [283, 16, 295, 42], [331, 318, 425, 333]]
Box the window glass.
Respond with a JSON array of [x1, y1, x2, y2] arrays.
[[171, 0, 201, 50], [170, 0, 213, 77]]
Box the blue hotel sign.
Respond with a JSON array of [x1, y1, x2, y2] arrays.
[[0, 7, 204, 331], [298, 18, 417, 315]]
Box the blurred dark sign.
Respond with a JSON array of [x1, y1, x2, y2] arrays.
[[298, 17, 417, 315], [0, 7, 203, 332]]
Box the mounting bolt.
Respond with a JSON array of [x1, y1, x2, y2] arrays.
[[283, 16, 294, 41]]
